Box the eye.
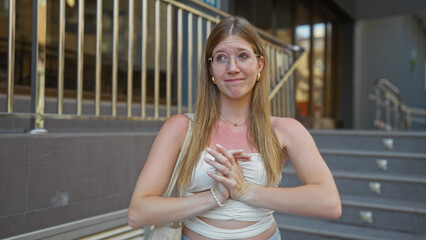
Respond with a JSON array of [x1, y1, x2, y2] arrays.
[[214, 53, 229, 64], [237, 51, 251, 61]]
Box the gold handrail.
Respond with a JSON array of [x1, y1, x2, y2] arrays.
[[0, 0, 304, 131], [269, 49, 306, 100]]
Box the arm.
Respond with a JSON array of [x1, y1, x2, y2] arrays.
[[127, 114, 220, 228], [207, 118, 341, 219], [247, 118, 341, 218]]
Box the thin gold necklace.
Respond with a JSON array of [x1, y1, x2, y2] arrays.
[[220, 113, 248, 127]]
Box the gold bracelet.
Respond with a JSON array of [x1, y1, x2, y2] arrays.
[[210, 188, 225, 207]]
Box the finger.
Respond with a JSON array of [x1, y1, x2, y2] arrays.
[[233, 152, 252, 162], [228, 149, 245, 155], [216, 144, 236, 165], [207, 171, 233, 186], [206, 147, 232, 168], [236, 158, 251, 162], [205, 158, 231, 176], [238, 152, 252, 158]]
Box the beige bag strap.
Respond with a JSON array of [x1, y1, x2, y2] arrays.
[[162, 113, 194, 197]]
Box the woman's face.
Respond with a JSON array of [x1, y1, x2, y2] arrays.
[[209, 35, 264, 100]]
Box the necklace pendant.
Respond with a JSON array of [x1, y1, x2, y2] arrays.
[[220, 113, 247, 127]]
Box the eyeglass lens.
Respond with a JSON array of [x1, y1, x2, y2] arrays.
[[211, 51, 257, 68]]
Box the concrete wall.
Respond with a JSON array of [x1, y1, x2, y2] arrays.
[[0, 131, 159, 238], [354, 14, 426, 129]]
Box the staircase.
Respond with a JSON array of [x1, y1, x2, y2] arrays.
[[276, 130, 426, 240]]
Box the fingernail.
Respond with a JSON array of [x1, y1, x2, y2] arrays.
[[216, 143, 223, 148], [206, 147, 213, 152]]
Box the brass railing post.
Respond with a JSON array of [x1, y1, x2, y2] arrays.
[[30, 0, 47, 133], [57, 0, 65, 115], [7, 0, 16, 113], [1, 0, 302, 127], [76, 0, 85, 116]]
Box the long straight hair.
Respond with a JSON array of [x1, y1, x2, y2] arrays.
[[176, 16, 284, 192]]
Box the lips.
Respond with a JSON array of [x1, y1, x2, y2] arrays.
[[225, 78, 244, 82]]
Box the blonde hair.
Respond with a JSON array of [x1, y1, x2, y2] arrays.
[[176, 16, 284, 192]]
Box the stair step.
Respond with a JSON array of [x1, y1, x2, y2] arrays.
[[281, 165, 426, 234], [298, 129, 426, 237], [320, 149, 426, 159], [282, 168, 426, 202], [341, 195, 426, 214], [337, 195, 426, 234], [283, 167, 426, 184], [319, 149, 426, 175], [281, 168, 426, 234], [274, 214, 426, 240], [333, 170, 426, 183], [310, 130, 426, 153], [337, 202, 425, 234]]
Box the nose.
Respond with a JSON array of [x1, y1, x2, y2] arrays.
[[226, 56, 240, 73]]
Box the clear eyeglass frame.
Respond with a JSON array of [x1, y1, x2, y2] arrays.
[[208, 51, 261, 69]]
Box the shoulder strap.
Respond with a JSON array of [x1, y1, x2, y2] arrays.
[[162, 113, 193, 197]]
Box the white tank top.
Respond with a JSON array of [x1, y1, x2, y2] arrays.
[[181, 151, 280, 239], [185, 151, 269, 192]]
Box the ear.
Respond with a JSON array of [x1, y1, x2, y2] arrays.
[[257, 55, 264, 73]]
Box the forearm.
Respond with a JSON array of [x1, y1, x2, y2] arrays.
[[242, 184, 341, 219], [128, 191, 218, 228]]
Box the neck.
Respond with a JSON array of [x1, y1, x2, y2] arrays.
[[219, 94, 251, 125]]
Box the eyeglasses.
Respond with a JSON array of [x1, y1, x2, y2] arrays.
[[208, 51, 260, 69]]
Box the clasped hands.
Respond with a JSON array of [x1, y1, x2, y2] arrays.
[[205, 144, 253, 205]]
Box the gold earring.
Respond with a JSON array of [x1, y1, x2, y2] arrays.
[[256, 72, 261, 82], [212, 77, 216, 85]]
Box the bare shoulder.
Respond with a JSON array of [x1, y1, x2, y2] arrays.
[[271, 116, 306, 136], [163, 113, 190, 130], [159, 113, 191, 145], [270, 116, 311, 149]]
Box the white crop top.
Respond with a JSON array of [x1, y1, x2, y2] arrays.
[[185, 151, 269, 192], [181, 151, 281, 239]]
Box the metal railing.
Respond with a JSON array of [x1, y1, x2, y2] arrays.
[[1, 0, 305, 132], [7, 209, 140, 240], [369, 78, 426, 130]]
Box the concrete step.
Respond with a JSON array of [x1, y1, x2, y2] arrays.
[[333, 172, 426, 202], [275, 214, 426, 240], [320, 149, 426, 175], [0, 95, 178, 133], [336, 195, 426, 234], [310, 130, 426, 154], [282, 168, 426, 202], [283, 129, 426, 237], [281, 167, 426, 234]]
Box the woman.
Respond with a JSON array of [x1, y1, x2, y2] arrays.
[[128, 16, 341, 240]]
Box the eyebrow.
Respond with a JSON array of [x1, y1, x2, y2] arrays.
[[212, 48, 252, 55]]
